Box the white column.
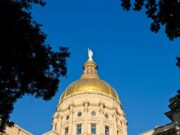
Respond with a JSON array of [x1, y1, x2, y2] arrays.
[[113, 110, 117, 135], [70, 105, 74, 135], [100, 104, 104, 135], [52, 116, 56, 130], [52, 122, 55, 131], [122, 120, 127, 135], [84, 103, 88, 135], [58, 115, 62, 134]]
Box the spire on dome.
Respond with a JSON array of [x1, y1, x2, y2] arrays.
[[81, 48, 99, 79]]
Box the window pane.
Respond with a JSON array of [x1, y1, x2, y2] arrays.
[[65, 127, 68, 135], [77, 112, 82, 117], [91, 124, 96, 134], [77, 124, 82, 134], [91, 111, 96, 116], [66, 115, 69, 120], [105, 126, 109, 135], [105, 114, 108, 118]]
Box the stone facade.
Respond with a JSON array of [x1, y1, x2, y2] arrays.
[[0, 124, 32, 135], [44, 92, 127, 135], [140, 90, 180, 135]]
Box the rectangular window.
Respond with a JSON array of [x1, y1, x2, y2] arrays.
[[91, 124, 96, 134], [105, 126, 109, 135], [77, 124, 82, 134], [65, 127, 68, 135]]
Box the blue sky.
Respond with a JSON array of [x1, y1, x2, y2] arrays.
[[11, 0, 180, 135]]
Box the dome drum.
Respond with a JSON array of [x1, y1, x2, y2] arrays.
[[53, 92, 127, 135]]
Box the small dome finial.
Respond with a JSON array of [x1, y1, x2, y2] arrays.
[[81, 48, 98, 79], [88, 48, 93, 61]]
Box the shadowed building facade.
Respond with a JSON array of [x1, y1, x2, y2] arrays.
[[140, 90, 180, 135], [43, 49, 127, 135]]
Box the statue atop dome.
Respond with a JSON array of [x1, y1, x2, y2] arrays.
[[88, 48, 93, 61]]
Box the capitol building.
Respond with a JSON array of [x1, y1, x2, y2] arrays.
[[1, 49, 128, 135], [43, 49, 128, 135], [2, 49, 179, 135]]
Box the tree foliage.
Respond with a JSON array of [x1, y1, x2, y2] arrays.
[[120, 0, 180, 40], [0, 0, 70, 132]]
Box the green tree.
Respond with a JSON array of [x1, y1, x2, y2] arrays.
[[0, 0, 70, 132], [120, 0, 180, 40]]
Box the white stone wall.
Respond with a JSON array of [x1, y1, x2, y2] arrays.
[[0, 124, 32, 135], [44, 92, 127, 135]]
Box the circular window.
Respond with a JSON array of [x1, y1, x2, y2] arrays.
[[91, 111, 96, 116], [77, 112, 82, 117], [66, 115, 69, 120], [105, 114, 108, 118]]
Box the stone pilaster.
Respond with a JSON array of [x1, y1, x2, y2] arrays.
[[113, 110, 117, 135], [100, 104, 104, 135], [122, 119, 127, 135], [70, 105, 74, 135], [57, 115, 62, 134], [84, 102, 88, 135]]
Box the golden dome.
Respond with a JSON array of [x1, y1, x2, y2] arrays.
[[60, 49, 120, 103]]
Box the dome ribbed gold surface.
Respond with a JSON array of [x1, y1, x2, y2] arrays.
[[60, 50, 120, 103], [60, 78, 119, 102]]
